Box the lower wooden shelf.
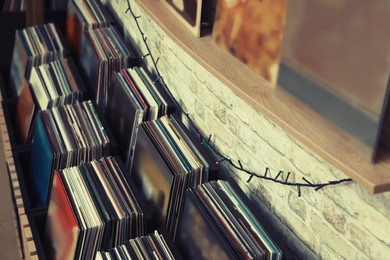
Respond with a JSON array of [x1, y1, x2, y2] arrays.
[[0, 92, 38, 259]]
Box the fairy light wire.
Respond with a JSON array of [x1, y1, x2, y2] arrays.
[[125, 0, 353, 195]]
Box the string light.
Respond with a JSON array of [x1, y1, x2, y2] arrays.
[[238, 160, 244, 169], [302, 177, 313, 185], [274, 170, 283, 181], [140, 53, 150, 59], [125, 0, 353, 196], [264, 167, 270, 178], [285, 172, 291, 183]]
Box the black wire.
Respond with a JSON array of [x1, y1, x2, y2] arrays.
[[125, 0, 353, 194]]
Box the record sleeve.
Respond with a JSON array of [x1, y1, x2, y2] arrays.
[[177, 189, 233, 260], [105, 72, 144, 174], [131, 125, 175, 229], [29, 113, 54, 206], [15, 81, 36, 144], [44, 171, 80, 260]]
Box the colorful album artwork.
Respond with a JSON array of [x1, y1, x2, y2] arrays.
[[164, 0, 203, 37], [44, 171, 79, 259], [212, 0, 288, 86]]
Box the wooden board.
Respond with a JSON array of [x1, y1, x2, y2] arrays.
[[0, 84, 35, 259]]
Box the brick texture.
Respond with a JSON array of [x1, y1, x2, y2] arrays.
[[110, 1, 390, 259]]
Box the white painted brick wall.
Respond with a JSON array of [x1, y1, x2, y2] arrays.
[[109, 1, 390, 259]]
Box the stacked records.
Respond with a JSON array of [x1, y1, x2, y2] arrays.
[[29, 100, 112, 207], [44, 156, 145, 259], [80, 26, 133, 114], [67, 0, 114, 55], [96, 230, 182, 260], [106, 67, 175, 174], [29, 58, 86, 111], [10, 23, 67, 96], [178, 180, 282, 260], [15, 58, 86, 145], [132, 115, 210, 240]]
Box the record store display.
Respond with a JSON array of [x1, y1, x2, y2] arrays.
[[79, 26, 133, 114], [29, 100, 112, 207], [29, 58, 86, 111], [96, 230, 182, 260], [67, 0, 113, 55], [178, 180, 282, 260], [1, 1, 286, 259], [131, 115, 210, 240], [106, 67, 175, 174], [10, 23, 67, 96], [44, 156, 145, 259]]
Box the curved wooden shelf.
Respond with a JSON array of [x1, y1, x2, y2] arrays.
[[136, 0, 390, 193]]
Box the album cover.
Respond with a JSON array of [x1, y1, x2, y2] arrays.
[[44, 171, 80, 260], [105, 72, 144, 174], [212, 0, 288, 85], [15, 80, 35, 144], [132, 125, 174, 229], [29, 113, 54, 206]]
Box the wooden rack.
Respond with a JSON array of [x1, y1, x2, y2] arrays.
[[0, 91, 38, 259]]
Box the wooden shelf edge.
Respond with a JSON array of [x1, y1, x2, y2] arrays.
[[134, 0, 390, 193], [0, 90, 35, 259]]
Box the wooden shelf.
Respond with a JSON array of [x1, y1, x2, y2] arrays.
[[136, 0, 390, 194], [0, 84, 37, 259]]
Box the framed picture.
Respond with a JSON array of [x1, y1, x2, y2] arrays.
[[212, 0, 289, 86], [163, 0, 203, 37]]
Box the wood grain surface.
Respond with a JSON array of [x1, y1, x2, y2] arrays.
[[0, 83, 35, 259]]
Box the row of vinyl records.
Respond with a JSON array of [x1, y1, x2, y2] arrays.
[[42, 152, 281, 259], [2, 0, 283, 259], [95, 231, 180, 260]]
